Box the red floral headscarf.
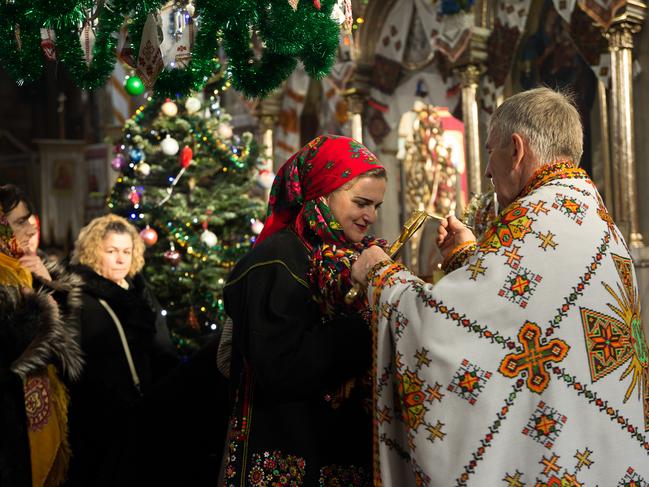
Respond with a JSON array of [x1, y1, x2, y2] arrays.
[[256, 134, 387, 316], [256, 134, 384, 248]]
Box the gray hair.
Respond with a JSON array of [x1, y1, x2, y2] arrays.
[[488, 87, 583, 165]]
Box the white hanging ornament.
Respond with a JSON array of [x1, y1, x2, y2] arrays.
[[251, 219, 264, 235], [185, 96, 201, 114], [161, 99, 179, 117], [218, 123, 233, 139], [185, 2, 195, 17], [200, 229, 218, 247], [160, 135, 180, 156], [288, 0, 299, 10], [135, 162, 151, 177]]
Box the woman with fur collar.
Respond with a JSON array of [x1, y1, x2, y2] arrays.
[[66, 214, 178, 487], [0, 184, 84, 487]]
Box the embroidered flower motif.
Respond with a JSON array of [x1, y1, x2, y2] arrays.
[[247, 450, 306, 486]]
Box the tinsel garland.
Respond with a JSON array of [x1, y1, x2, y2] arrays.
[[0, 1, 44, 84], [1, 0, 341, 98]]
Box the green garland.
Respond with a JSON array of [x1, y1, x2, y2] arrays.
[[1, 0, 341, 98], [0, 1, 44, 84]]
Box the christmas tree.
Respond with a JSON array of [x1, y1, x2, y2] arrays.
[[107, 91, 267, 357]]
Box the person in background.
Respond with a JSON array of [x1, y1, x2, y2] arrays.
[[0, 184, 83, 487], [222, 135, 387, 486], [66, 213, 178, 486]]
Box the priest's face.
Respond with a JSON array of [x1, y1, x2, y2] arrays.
[[326, 176, 386, 243], [485, 129, 519, 209]]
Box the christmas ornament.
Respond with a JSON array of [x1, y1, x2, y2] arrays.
[[139, 226, 158, 246], [185, 96, 201, 114], [136, 13, 164, 88], [187, 307, 199, 330], [135, 162, 151, 177], [313, 0, 321, 9], [256, 169, 275, 190], [288, 0, 299, 9], [218, 123, 233, 139], [129, 189, 140, 205], [185, 2, 196, 17], [124, 75, 145, 96], [164, 249, 181, 266], [164, 243, 181, 266], [161, 135, 180, 156], [251, 219, 264, 235], [179, 146, 193, 168], [161, 99, 179, 117], [111, 154, 126, 171], [129, 147, 144, 163], [200, 229, 218, 247]]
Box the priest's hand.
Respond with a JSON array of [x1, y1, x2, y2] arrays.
[[436, 215, 475, 259], [351, 246, 391, 287]]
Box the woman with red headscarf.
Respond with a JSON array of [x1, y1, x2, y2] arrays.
[[221, 135, 387, 486]]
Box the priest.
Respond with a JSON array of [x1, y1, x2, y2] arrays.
[[352, 87, 649, 486]]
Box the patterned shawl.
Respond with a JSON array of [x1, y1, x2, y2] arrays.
[[0, 210, 71, 487], [257, 134, 387, 315]]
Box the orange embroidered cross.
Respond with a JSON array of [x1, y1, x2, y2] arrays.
[[530, 200, 550, 215], [504, 245, 522, 268], [426, 382, 444, 402], [540, 454, 561, 475], [426, 420, 446, 442], [499, 322, 570, 393], [459, 371, 480, 392], [511, 275, 530, 296], [562, 198, 580, 214]]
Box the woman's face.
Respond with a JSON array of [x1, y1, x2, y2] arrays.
[[97, 231, 133, 284], [326, 176, 386, 243]]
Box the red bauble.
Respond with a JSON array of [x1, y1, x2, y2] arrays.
[[180, 146, 193, 168], [163, 249, 181, 266], [139, 226, 158, 247], [313, 0, 321, 9], [129, 190, 140, 205]]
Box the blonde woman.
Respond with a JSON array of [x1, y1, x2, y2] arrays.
[[67, 214, 177, 487]]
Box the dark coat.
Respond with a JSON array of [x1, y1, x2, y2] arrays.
[[64, 266, 178, 487], [0, 259, 84, 487], [222, 228, 373, 486]]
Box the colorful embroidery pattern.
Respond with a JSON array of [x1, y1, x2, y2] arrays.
[[552, 193, 589, 225], [617, 466, 648, 486], [456, 381, 524, 486], [24, 375, 52, 431], [498, 267, 543, 308], [580, 253, 649, 430], [479, 204, 533, 254], [248, 450, 306, 487], [499, 322, 570, 394], [447, 359, 492, 405], [522, 401, 567, 449], [318, 464, 370, 486]]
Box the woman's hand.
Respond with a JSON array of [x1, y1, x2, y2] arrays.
[[19, 253, 52, 281], [351, 246, 391, 287], [436, 216, 476, 259]]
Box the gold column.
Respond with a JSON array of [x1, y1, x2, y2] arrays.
[[607, 2, 646, 247], [458, 65, 483, 196], [597, 80, 614, 212]]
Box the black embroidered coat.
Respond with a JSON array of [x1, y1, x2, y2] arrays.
[[222, 228, 373, 486], [64, 266, 178, 487]]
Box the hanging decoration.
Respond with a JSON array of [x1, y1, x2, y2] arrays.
[[0, 0, 342, 98], [124, 75, 146, 96], [140, 225, 159, 246]]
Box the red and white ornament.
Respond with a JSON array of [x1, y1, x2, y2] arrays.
[[251, 219, 264, 235], [164, 244, 181, 266]]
